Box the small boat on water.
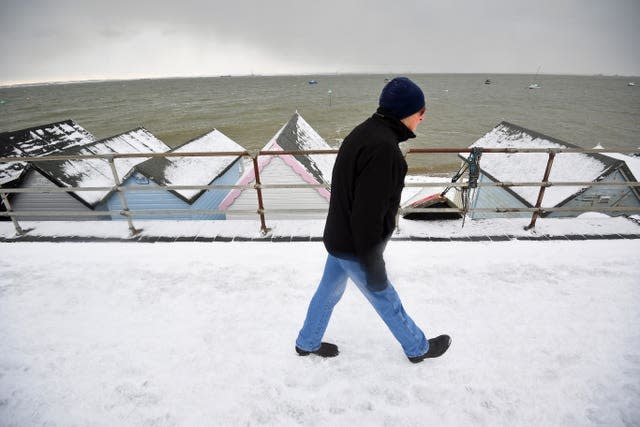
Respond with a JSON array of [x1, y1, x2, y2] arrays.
[[485, 79, 491, 85], [308, 80, 318, 85], [528, 66, 542, 89], [629, 82, 636, 87]]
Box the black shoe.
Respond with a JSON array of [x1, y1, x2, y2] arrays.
[[296, 342, 339, 358], [408, 335, 452, 363]]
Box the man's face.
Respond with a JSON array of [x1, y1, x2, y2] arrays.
[[401, 107, 426, 133]]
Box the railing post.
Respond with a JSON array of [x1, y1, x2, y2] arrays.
[[251, 154, 270, 235], [0, 184, 26, 235], [525, 151, 556, 230], [106, 155, 139, 236]]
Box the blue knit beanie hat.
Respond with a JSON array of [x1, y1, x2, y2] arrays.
[[379, 77, 425, 119]]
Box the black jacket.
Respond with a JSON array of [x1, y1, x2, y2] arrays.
[[323, 108, 414, 291]]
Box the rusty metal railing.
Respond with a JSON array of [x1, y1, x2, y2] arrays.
[[1, 147, 639, 237]]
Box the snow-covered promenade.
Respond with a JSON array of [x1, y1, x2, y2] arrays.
[[1, 226, 639, 425]]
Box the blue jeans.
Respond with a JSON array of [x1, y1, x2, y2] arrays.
[[296, 253, 429, 358]]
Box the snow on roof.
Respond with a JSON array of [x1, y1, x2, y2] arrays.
[[34, 128, 169, 206], [270, 112, 335, 184], [91, 127, 170, 155], [85, 128, 171, 181], [135, 129, 245, 203], [470, 122, 620, 206], [0, 160, 27, 187], [0, 120, 95, 185], [605, 151, 640, 181]]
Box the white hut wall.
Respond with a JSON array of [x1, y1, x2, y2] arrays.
[[225, 156, 329, 220], [11, 170, 108, 221]]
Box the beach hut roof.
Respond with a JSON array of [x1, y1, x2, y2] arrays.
[[0, 119, 96, 185], [219, 113, 333, 210], [134, 129, 245, 204], [466, 121, 627, 207], [32, 128, 170, 207], [269, 112, 334, 184]]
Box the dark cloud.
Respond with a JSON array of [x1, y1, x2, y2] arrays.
[[1, 0, 639, 84]]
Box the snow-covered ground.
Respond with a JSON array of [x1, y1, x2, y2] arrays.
[[1, 238, 639, 426]]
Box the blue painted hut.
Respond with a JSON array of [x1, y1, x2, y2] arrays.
[[456, 122, 640, 219], [106, 129, 245, 220]]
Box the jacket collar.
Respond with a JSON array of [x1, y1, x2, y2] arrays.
[[372, 107, 416, 143]]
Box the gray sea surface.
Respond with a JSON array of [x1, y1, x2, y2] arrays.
[[1, 74, 638, 172]]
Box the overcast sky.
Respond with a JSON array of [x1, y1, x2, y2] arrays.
[[1, 0, 639, 85]]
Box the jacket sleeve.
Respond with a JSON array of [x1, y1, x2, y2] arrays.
[[350, 143, 398, 291]]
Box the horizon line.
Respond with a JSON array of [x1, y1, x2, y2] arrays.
[[2, 71, 639, 89]]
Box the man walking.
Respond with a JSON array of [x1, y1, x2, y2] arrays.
[[295, 77, 451, 363]]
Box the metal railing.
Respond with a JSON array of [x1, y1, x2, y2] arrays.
[[1, 147, 639, 236]]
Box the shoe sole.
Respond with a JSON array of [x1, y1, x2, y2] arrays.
[[295, 343, 339, 358], [409, 336, 452, 363]]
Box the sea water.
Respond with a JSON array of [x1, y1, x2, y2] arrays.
[[1, 74, 638, 172]]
